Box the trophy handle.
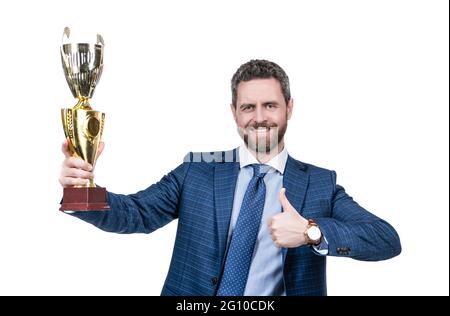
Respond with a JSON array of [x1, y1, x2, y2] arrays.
[[62, 26, 71, 44], [61, 27, 71, 66], [61, 27, 105, 47], [97, 34, 105, 46]]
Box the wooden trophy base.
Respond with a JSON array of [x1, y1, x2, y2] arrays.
[[60, 187, 110, 211]]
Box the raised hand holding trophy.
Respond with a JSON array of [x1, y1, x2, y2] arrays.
[[60, 27, 110, 211]]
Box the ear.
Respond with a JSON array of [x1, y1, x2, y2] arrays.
[[230, 103, 238, 123], [287, 98, 294, 120]]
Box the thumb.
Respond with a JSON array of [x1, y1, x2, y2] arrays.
[[61, 138, 72, 158], [279, 188, 295, 212]]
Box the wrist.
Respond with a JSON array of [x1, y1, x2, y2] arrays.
[[304, 219, 322, 245]]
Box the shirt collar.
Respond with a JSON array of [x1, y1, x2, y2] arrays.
[[238, 143, 288, 175]]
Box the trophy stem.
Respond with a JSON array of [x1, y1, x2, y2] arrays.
[[74, 97, 92, 110]]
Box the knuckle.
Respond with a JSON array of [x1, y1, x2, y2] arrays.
[[65, 168, 75, 177], [60, 176, 68, 184], [67, 157, 77, 167], [62, 159, 70, 167]]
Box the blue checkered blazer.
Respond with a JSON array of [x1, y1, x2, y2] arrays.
[[70, 149, 401, 296]]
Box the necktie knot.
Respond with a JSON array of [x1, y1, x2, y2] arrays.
[[252, 164, 267, 178]]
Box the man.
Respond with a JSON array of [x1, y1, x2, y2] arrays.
[[59, 59, 401, 296]]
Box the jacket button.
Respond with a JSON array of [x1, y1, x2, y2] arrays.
[[211, 277, 218, 285]]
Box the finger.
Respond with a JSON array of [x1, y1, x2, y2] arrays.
[[61, 138, 71, 158], [267, 216, 274, 228], [60, 177, 90, 188], [64, 156, 93, 171], [271, 234, 277, 242], [279, 188, 294, 211], [62, 168, 94, 179], [96, 141, 105, 160]]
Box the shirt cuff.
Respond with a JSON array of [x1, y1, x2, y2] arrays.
[[312, 236, 329, 255]]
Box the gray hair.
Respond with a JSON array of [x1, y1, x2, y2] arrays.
[[231, 59, 291, 107]]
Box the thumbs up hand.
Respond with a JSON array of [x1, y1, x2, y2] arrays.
[[268, 188, 309, 248]]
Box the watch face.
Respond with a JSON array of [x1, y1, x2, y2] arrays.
[[307, 226, 321, 241]]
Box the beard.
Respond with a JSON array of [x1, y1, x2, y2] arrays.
[[240, 119, 287, 154]]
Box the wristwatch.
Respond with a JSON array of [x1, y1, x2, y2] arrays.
[[304, 219, 322, 245]]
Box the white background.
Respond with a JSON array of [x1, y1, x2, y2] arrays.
[[0, 0, 448, 296]]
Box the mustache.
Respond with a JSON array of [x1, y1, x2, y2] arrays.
[[245, 121, 278, 129]]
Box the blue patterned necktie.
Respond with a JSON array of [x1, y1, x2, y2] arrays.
[[217, 164, 266, 296]]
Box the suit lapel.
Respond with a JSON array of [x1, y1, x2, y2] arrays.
[[214, 149, 240, 262], [282, 156, 310, 259], [283, 156, 309, 215]]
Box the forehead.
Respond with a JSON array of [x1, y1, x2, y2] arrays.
[[236, 78, 284, 103]]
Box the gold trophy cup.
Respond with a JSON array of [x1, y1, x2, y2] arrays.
[[60, 27, 110, 211]]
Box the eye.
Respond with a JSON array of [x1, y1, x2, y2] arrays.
[[266, 103, 276, 109], [242, 105, 254, 111]]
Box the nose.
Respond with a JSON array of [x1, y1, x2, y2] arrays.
[[254, 104, 265, 123]]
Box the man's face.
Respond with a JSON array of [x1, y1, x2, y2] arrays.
[[231, 78, 293, 153]]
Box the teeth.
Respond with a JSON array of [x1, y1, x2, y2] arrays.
[[248, 127, 270, 132]]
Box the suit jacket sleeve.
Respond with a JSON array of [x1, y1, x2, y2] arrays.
[[67, 161, 190, 234], [314, 171, 402, 261]]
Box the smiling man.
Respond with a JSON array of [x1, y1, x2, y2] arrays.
[[59, 59, 401, 296]]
